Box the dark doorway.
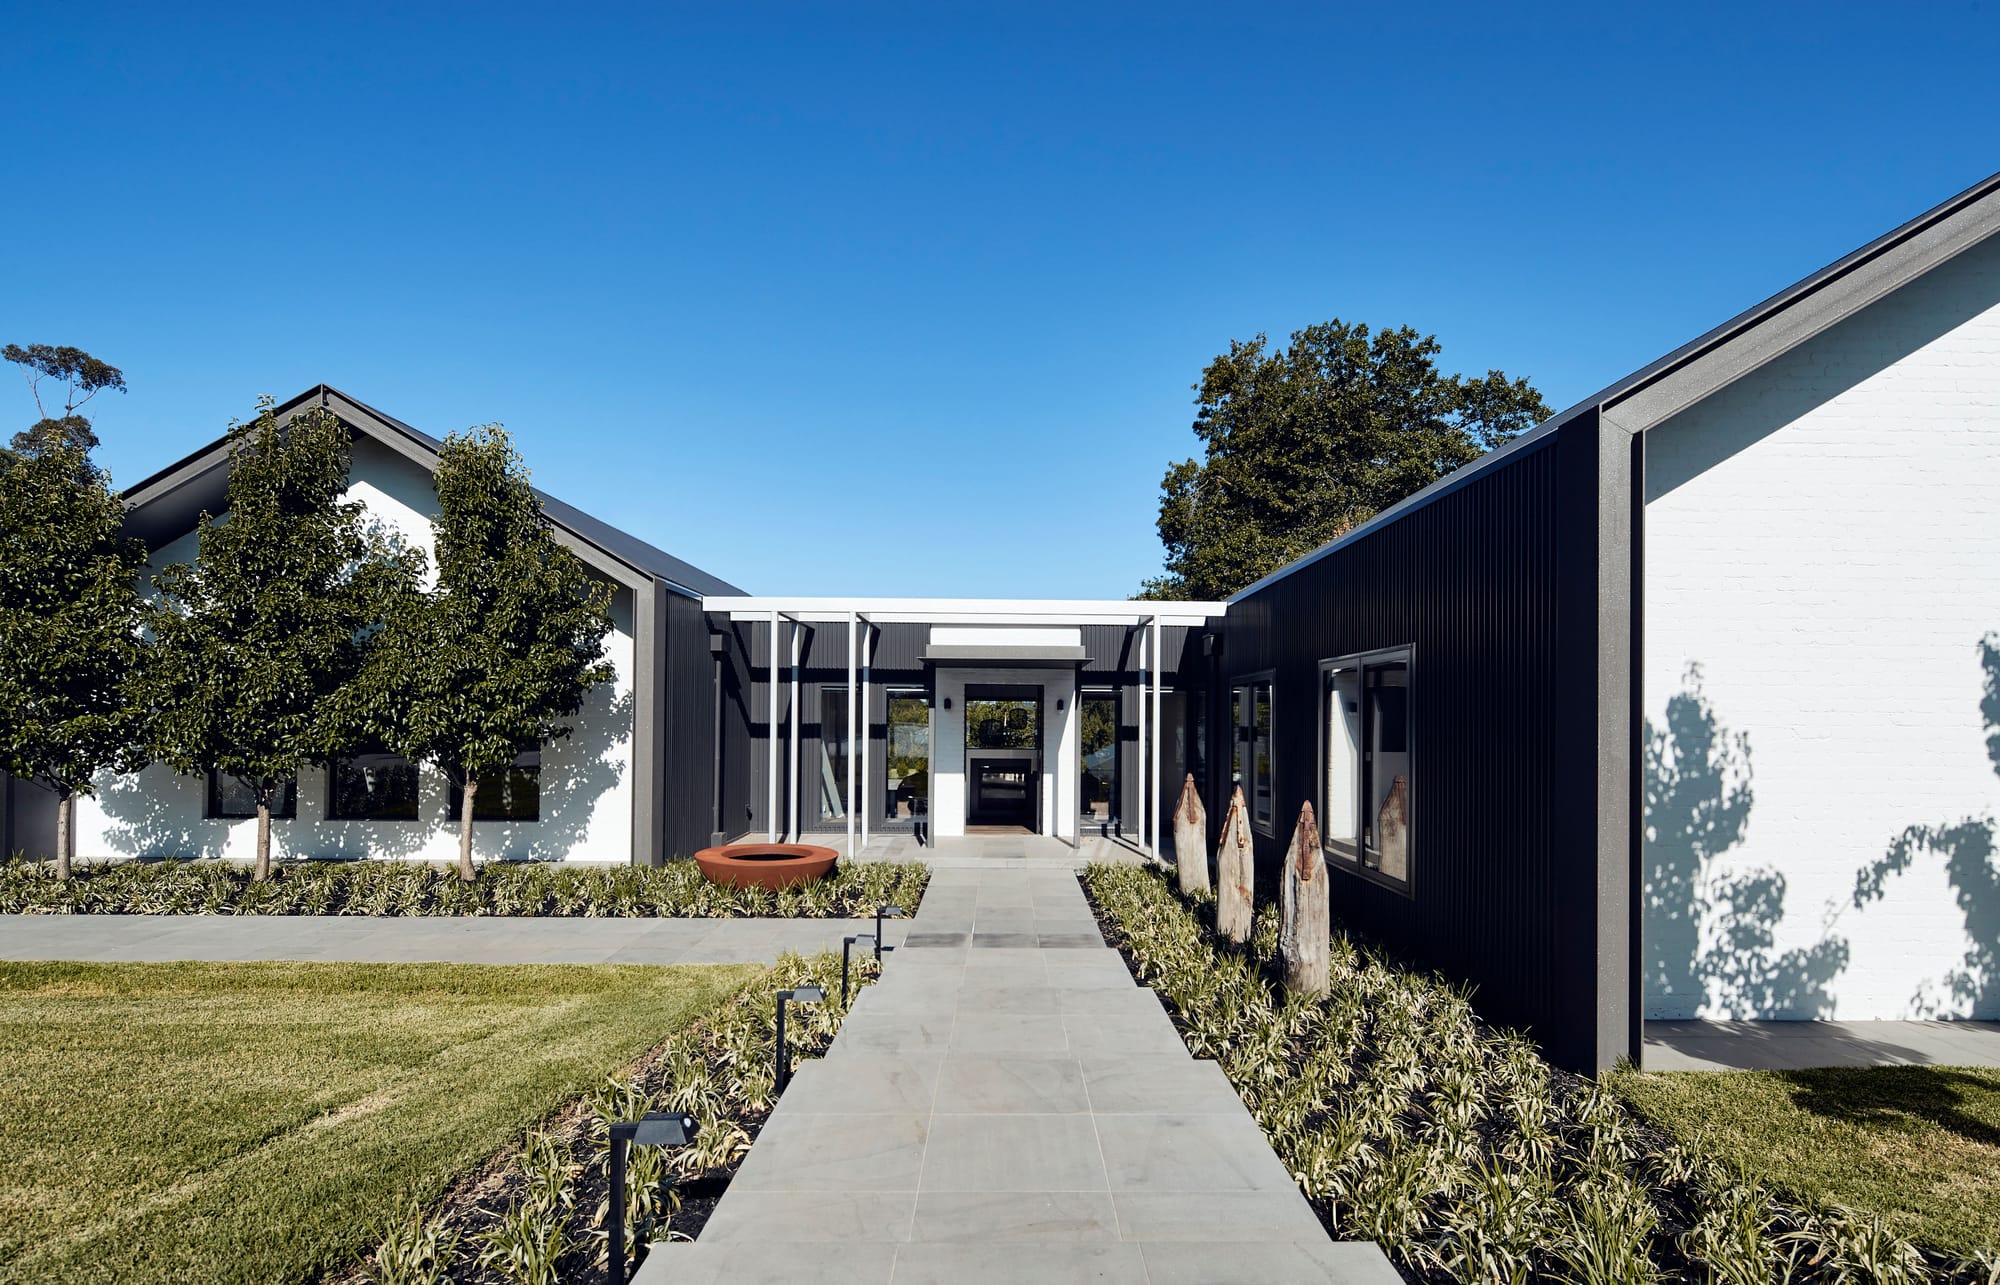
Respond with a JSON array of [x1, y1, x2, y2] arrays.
[[964, 684, 1041, 831]]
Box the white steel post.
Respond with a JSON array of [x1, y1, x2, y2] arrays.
[[789, 619, 802, 841], [1136, 622, 1148, 855], [846, 613, 858, 858], [767, 610, 779, 842], [860, 622, 872, 848], [1150, 617, 1163, 862]]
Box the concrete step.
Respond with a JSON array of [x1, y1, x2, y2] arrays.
[[633, 1237, 1403, 1284]]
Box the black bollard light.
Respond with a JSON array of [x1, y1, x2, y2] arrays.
[[774, 984, 824, 1094], [842, 934, 877, 1006], [874, 904, 907, 961], [607, 1110, 698, 1285]]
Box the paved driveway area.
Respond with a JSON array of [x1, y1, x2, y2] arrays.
[[0, 914, 909, 966], [635, 866, 1397, 1285]]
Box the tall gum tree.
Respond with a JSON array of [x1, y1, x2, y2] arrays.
[[1140, 320, 1549, 600], [354, 425, 613, 881], [138, 399, 419, 879], [0, 346, 147, 877]]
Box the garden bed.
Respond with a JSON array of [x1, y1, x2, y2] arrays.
[[1080, 863, 1995, 1284], [347, 946, 874, 1285], [0, 855, 927, 919]]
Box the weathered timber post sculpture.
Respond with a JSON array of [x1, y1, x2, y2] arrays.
[[1215, 785, 1254, 944], [1279, 801, 1329, 997], [1173, 774, 1209, 896]]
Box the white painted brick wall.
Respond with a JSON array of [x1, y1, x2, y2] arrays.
[[74, 437, 637, 865], [1642, 235, 2000, 1019]]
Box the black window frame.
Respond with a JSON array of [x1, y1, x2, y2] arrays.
[[326, 748, 422, 822], [205, 770, 297, 821], [1229, 672, 1276, 837], [446, 744, 542, 823], [1318, 646, 1416, 897]]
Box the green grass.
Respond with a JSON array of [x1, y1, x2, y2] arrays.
[[1611, 1064, 2000, 1255], [0, 959, 760, 1285]]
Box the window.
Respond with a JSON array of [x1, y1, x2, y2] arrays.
[[885, 688, 929, 821], [206, 771, 297, 820], [819, 689, 851, 820], [447, 744, 541, 822], [328, 749, 420, 821], [1323, 649, 1411, 886], [1230, 677, 1274, 831]]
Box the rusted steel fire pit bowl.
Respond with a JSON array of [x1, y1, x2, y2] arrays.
[[693, 843, 839, 890]]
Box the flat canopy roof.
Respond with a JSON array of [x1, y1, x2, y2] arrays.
[[702, 596, 1225, 626]]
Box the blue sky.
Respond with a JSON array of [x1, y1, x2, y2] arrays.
[[4, 3, 1996, 597]]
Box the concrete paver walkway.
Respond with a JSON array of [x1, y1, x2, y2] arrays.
[[0, 914, 909, 966], [636, 866, 1397, 1284], [1644, 1018, 2000, 1070]]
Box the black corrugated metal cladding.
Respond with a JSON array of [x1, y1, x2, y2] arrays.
[[1218, 413, 1618, 1072]]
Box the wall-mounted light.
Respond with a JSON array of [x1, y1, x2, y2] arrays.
[[942, 696, 951, 710], [1055, 698, 1065, 711]]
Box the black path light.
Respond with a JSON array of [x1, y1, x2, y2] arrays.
[[842, 933, 876, 1006], [774, 984, 824, 1094], [606, 1110, 698, 1285], [874, 904, 907, 961]]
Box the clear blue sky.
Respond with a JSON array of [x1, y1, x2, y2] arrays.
[[5, 3, 1995, 598]]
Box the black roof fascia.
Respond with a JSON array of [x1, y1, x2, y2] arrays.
[[120, 385, 745, 600], [1227, 167, 2000, 604]]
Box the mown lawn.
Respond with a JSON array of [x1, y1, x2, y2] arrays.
[[1611, 1064, 2000, 1255], [0, 959, 758, 1285]]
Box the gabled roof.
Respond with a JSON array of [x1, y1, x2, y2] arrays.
[[121, 385, 745, 599], [1229, 167, 2000, 603]]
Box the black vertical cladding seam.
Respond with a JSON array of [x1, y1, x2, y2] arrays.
[[1217, 424, 1612, 1072]]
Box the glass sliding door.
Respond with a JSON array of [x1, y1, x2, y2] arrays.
[[1079, 690, 1118, 829], [884, 687, 930, 822]]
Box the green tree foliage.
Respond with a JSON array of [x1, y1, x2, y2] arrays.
[[3, 343, 127, 457], [353, 425, 613, 882], [0, 354, 148, 877], [1140, 321, 1549, 600], [137, 400, 420, 880]]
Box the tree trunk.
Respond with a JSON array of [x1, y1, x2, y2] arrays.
[[457, 778, 478, 882], [1215, 786, 1254, 944], [1172, 774, 1209, 896], [252, 798, 272, 881], [1279, 801, 1329, 998], [55, 791, 74, 882]]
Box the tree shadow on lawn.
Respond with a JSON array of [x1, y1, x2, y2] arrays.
[[1775, 1064, 2000, 1152]]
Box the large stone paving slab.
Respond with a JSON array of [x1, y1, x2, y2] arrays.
[[637, 866, 1396, 1283]]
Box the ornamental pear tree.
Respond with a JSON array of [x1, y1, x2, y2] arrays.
[[1140, 321, 1549, 600], [138, 399, 420, 879], [0, 347, 148, 878], [354, 425, 613, 882]]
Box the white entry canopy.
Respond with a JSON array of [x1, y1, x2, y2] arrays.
[[710, 597, 1227, 859], [703, 597, 1223, 626]]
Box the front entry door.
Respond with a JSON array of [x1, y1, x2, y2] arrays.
[[962, 684, 1041, 831]]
